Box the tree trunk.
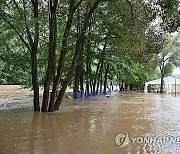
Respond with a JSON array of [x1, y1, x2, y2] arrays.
[[77, 7, 84, 97], [79, 40, 84, 98], [54, 0, 102, 110], [85, 38, 90, 96], [100, 76, 103, 94], [93, 59, 101, 95], [86, 40, 92, 97], [125, 83, 128, 90], [31, 50, 40, 111], [48, 1, 79, 111], [90, 78, 93, 94], [31, 0, 40, 111], [73, 6, 83, 99], [159, 63, 165, 93], [96, 62, 102, 94], [96, 43, 106, 94], [130, 84, 133, 90], [74, 64, 81, 99], [111, 81, 113, 91], [42, 0, 58, 112], [1, 0, 40, 111], [80, 64, 84, 97], [74, 48, 84, 99], [120, 81, 124, 91], [160, 71, 164, 93], [103, 65, 109, 95], [85, 30, 91, 96]]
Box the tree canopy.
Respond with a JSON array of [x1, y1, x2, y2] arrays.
[[0, 0, 179, 112]]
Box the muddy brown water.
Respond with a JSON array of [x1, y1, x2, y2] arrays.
[[1, 90, 180, 154]]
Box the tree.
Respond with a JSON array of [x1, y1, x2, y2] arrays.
[[158, 0, 180, 32], [53, 0, 102, 110], [153, 34, 180, 93], [41, 0, 59, 112], [1, 0, 178, 112], [0, 0, 40, 111], [47, 0, 84, 112], [145, 0, 180, 33]]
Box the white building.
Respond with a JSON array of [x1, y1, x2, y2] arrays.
[[144, 76, 180, 94]]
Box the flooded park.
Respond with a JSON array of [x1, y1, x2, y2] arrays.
[[1, 0, 180, 153], [1, 86, 180, 153]]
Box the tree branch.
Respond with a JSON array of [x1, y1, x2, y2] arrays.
[[125, 0, 134, 21], [11, 0, 34, 47], [0, 10, 31, 51], [12, 0, 24, 19], [74, 0, 84, 11], [31, 0, 39, 49], [22, 0, 34, 47]]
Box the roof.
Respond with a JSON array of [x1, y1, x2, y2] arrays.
[[145, 76, 180, 85]]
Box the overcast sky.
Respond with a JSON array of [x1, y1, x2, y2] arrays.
[[173, 68, 180, 74]]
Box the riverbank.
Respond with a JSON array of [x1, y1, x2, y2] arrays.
[[0, 85, 75, 110], [0, 85, 180, 110]]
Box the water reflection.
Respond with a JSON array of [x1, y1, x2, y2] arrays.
[[0, 92, 180, 153]]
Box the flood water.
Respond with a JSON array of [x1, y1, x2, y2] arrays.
[[1, 91, 180, 154]]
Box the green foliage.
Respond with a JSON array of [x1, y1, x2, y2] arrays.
[[0, 0, 179, 90], [150, 33, 180, 79], [158, 0, 180, 32]]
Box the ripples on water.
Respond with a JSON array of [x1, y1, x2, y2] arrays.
[[0, 92, 180, 153]]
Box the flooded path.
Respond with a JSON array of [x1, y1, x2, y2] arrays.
[[1, 92, 180, 153]]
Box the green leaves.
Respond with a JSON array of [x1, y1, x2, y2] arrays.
[[150, 33, 180, 80], [0, 0, 179, 90]]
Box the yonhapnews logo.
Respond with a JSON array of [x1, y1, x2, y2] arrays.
[[115, 132, 180, 149], [115, 132, 129, 148]]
